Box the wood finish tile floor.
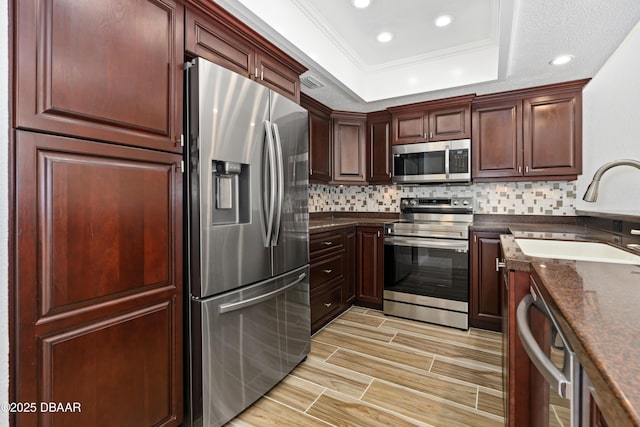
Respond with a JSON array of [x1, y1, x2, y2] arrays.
[[226, 307, 504, 427]]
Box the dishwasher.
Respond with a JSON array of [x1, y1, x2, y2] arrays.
[[516, 276, 583, 427]]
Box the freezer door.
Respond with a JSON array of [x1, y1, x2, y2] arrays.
[[269, 91, 310, 276], [193, 58, 272, 297], [197, 265, 310, 427]]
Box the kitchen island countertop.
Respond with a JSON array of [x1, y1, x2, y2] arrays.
[[501, 229, 640, 427]]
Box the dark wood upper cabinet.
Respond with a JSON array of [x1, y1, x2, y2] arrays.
[[367, 110, 392, 184], [301, 94, 332, 183], [14, 130, 183, 426], [472, 79, 588, 181], [356, 226, 384, 309], [470, 231, 503, 331], [15, 0, 184, 153], [524, 91, 583, 177], [184, 2, 305, 103], [255, 52, 301, 102], [185, 6, 254, 76], [389, 94, 473, 145], [332, 111, 367, 184], [472, 99, 523, 179]]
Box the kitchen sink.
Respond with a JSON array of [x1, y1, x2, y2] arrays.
[[514, 238, 640, 265]]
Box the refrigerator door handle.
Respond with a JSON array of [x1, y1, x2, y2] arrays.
[[217, 272, 307, 314], [271, 122, 285, 246], [263, 120, 277, 247]]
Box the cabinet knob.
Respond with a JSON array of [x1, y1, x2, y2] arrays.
[[322, 241, 333, 246], [322, 269, 333, 274], [429, 131, 433, 140], [324, 302, 332, 308], [496, 258, 506, 271], [525, 165, 529, 173], [631, 229, 640, 235], [377, 230, 381, 238], [518, 166, 522, 174]]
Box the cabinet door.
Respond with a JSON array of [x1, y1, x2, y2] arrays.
[[308, 111, 332, 182], [185, 6, 254, 77], [470, 232, 503, 331], [332, 114, 367, 184], [344, 228, 357, 304], [504, 270, 534, 427], [523, 91, 582, 177], [472, 100, 523, 179], [391, 112, 427, 145], [367, 113, 392, 183], [16, 0, 184, 153], [428, 105, 471, 141], [14, 130, 183, 426], [356, 227, 384, 308], [301, 95, 332, 183], [256, 52, 301, 102]]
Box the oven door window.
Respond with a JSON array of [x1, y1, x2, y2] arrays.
[[394, 150, 445, 176], [384, 243, 468, 302]]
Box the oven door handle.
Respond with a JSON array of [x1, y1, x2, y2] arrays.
[[516, 294, 571, 399], [384, 236, 468, 252]]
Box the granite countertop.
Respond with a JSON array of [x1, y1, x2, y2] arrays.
[[309, 216, 396, 233], [501, 230, 640, 426]]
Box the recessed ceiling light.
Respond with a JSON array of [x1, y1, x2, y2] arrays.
[[550, 55, 575, 65], [434, 15, 452, 27], [377, 32, 393, 43], [352, 0, 370, 8]]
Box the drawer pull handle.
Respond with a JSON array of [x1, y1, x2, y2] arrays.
[[322, 269, 333, 274], [324, 303, 332, 308], [322, 241, 333, 245], [631, 229, 640, 235]]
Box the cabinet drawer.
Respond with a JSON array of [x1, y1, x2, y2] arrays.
[[310, 252, 343, 288], [311, 279, 343, 330], [310, 231, 344, 257]]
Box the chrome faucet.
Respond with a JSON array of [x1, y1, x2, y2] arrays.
[[582, 159, 640, 202]]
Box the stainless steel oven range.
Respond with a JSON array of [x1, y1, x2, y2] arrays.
[[384, 197, 472, 329]]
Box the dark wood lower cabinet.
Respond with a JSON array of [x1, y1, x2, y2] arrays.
[[590, 393, 610, 427], [310, 225, 375, 331], [470, 231, 504, 331], [502, 268, 532, 427], [356, 226, 384, 308], [310, 229, 348, 333], [344, 228, 357, 304], [13, 130, 183, 426]]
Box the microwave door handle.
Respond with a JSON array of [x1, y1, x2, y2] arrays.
[[517, 294, 572, 399], [444, 147, 450, 179]]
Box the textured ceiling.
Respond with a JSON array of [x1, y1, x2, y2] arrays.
[[212, 0, 640, 112]]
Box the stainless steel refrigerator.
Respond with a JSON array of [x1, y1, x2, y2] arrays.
[[184, 57, 310, 427]]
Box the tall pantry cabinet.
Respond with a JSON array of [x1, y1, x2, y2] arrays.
[[12, 0, 184, 426]]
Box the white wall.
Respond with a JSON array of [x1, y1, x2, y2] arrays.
[[577, 19, 640, 215], [1, 0, 9, 424]]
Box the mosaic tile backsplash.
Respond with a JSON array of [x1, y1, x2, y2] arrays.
[[309, 181, 577, 215]]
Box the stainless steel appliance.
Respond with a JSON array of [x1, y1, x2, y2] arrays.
[[392, 139, 471, 184], [384, 197, 472, 329], [184, 57, 310, 427], [517, 277, 583, 427]]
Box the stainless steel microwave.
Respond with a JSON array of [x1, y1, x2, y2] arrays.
[[392, 139, 471, 184]]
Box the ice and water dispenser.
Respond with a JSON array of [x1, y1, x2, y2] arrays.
[[211, 160, 249, 225]]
